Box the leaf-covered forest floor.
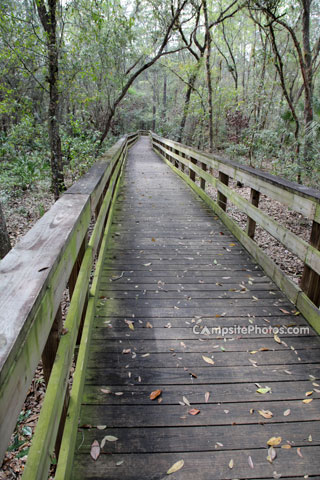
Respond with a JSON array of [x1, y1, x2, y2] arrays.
[[0, 157, 314, 479]]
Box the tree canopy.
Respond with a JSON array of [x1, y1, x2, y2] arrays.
[[0, 0, 319, 203]]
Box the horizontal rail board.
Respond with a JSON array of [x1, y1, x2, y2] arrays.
[[152, 134, 320, 221]]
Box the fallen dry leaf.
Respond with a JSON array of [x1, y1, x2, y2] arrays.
[[100, 388, 111, 394], [150, 389, 162, 400], [205, 392, 210, 403], [248, 456, 254, 469], [167, 459, 184, 474], [302, 398, 313, 404], [283, 409, 291, 416], [202, 355, 215, 365], [258, 409, 273, 419], [267, 437, 282, 447], [229, 459, 234, 469], [90, 440, 100, 461], [183, 396, 191, 406], [188, 408, 200, 415], [297, 447, 303, 458], [274, 334, 281, 344], [256, 386, 271, 394], [146, 322, 153, 328], [101, 435, 118, 446], [305, 391, 313, 396], [267, 446, 277, 463], [279, 308, 290, 314]]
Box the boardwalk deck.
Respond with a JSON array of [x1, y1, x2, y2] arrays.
[[72, 137, 320, 479]]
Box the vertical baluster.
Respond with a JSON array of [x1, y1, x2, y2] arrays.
[[200, 162, 207, 190], [190, 158, 196, 182], [301, 221, 320, 306], [246, 188, 260, 239], [217, 171, 229, 211]]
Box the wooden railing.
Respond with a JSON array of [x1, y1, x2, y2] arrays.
[[0, 131, 139, 472], [151, 132, 320, 331]]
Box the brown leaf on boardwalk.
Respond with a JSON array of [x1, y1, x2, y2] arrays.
[[202, 355, 214, 365], [151, 237, 156, 242], [258, 409, 273, 419], [302, 398, 313, 404], [205, 392, 210, 403], [228, 459, 234, 469], [189, 371, 198, 378], [100, 388, 111, 394], [267, 436, 282, 446], [150, 389, 162, 400], [167, 459, 184, 474], [283, 409, 291, 416], [279, 308, 290, 314], [146, 322, 153, 328], [90, 440, 100, 461], [188, 408, 200, 415], [305, 391, 313, 396], [297, 447, 303, 458]]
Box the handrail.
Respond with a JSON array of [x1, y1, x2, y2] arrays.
[[151, 132, 320, 331], [0, 131, 139, 466]]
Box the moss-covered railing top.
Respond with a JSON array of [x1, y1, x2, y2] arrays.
[[0, 132, 139, 469], [151, 132, 320, 331]]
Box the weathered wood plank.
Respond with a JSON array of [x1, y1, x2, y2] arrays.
[[82, 381, 320, 404], [0, 194, 91, 461], [76, 421, 320, 453], [72, 446, 320, 480], [84, 364, 320, 385]]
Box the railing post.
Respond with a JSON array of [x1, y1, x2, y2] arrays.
[[301, 220, 320, 306], [200, 162, 207, 190], [217, 171, 229, 211], [174, 148, 179, 169], [180, 151, 185, 172], [41, 306, 63, 385], [190, 157, 197, 182], [246, 188, 260, 239]]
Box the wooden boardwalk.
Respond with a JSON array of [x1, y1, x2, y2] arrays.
[[72, 137, 320, 479]]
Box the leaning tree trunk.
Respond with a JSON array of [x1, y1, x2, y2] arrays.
[[178, 59, 202, 143], [0, 201, 11, 259]]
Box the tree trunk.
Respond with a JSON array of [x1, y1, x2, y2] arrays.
[[36, 0, 65, 200], [203, 0, 213, 152], [301, 0, 313, 167], [163, 68, 167, 125], [0, 202, 11, 259], [152, 70, 157, 131], [177, 64, 201, 143]]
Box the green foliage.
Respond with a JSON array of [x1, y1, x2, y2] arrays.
[[0, 115, 50, 194]]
